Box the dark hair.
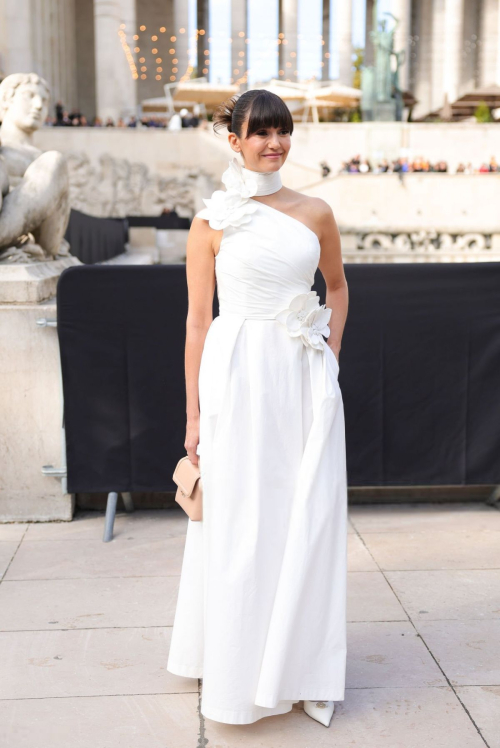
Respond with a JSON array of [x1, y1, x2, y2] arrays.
[[212, 89, 294, 139]]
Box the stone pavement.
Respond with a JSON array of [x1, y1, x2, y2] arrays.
[[0, 502, 499, 748]]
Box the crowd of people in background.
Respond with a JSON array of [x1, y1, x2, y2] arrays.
[[45, 102, 201, 129], [46, 102, 500, 175], [339, 154, 500, 174]]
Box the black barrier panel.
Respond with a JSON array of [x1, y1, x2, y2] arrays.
[[324, 263, 500, 486], [127, 213, 191, 229], [64, 209, 128, 264], [57, 263, 500, 493]]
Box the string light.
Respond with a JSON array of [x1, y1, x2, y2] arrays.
[[122, 21, 306, 86], [117, 27, 138, 80]]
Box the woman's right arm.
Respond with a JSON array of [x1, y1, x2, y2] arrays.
[[184, 216, 218, 466]]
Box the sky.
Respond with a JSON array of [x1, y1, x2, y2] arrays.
[[188, 0, 396, 85]]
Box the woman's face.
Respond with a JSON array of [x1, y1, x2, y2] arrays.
[[229, 117, 291, 172]]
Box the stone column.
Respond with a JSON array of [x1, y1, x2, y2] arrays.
[[94, 0, 135, 121], [197, 0, 209, 78], [412, 0, 434, 119], [393, 0, 412, 92], [479, 0, 500, 86], [497, 0, 500, 84], [0, 0, 34, 73], [278, 0, 298, 83], [431, 0, 445, 112], [337, 0, 353, 85], [117, 0, 137, 115], [173, 0, 190, 81], [443, 0, 464, 103], [322, 0, 330, 81], [231, 0, 247, 84]]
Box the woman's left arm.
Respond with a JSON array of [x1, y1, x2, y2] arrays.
[[316, 199, 349, 363]]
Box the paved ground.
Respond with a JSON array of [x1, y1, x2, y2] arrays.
[[1, 502, 499, 748]]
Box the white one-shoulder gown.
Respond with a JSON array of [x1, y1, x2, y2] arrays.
[[167, 161, 348, 725]]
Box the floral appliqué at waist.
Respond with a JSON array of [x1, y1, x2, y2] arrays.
[[275, 291, 331, 351]]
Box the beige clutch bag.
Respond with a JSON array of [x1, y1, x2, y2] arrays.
[[172, 455, 203, 521]]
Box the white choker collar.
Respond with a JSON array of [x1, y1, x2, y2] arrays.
[[221, 157, 282, 197], [240, 163, 282, 196]]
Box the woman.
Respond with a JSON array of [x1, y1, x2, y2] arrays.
[[167, 90, 349, 728]]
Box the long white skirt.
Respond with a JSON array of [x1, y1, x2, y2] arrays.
[[167, 314, 348, 724]]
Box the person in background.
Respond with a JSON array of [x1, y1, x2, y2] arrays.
[[320, 160, 331, 178], [55, 100, 63, 125], [168, 111, 182, 130]]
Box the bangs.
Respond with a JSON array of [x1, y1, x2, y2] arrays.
[[244, 92, 294, 138]]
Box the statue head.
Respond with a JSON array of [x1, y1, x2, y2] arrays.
[[0, 73, 50, 137]]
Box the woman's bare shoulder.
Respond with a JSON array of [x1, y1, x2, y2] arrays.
[[286, 189, 334, 220]]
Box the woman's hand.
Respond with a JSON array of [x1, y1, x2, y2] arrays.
[[185, 414, 200, 466]]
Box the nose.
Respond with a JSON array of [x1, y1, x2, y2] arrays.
[[32, 95, 43, 111], [268, 132, 281, 149]]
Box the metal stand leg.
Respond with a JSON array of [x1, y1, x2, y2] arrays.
[[121, 492, 134, 512], [103, 492, 118, 542]]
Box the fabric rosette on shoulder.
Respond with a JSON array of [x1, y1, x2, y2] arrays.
[[197, 157, 259, 230], [275, 291, 332, 351]]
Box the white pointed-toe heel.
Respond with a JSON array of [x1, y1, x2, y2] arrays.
[[303, 700, 335, 727]]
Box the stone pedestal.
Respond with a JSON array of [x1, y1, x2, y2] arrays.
[[0, 259, 81, 521], [0, 256, 81, 303]]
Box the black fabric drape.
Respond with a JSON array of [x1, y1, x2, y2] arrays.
[[57, 263, 500, 493], [64, 209, 128, 264]]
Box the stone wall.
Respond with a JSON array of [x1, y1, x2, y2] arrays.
[[35, 122, 500, 181]]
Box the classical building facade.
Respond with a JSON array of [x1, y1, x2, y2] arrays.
[[0, 0, 499, 122]]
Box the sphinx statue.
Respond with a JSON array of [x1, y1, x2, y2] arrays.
[[0, 73, 71, 263]]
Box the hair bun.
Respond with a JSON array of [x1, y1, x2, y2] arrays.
[[212, 94, 239, 134]]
